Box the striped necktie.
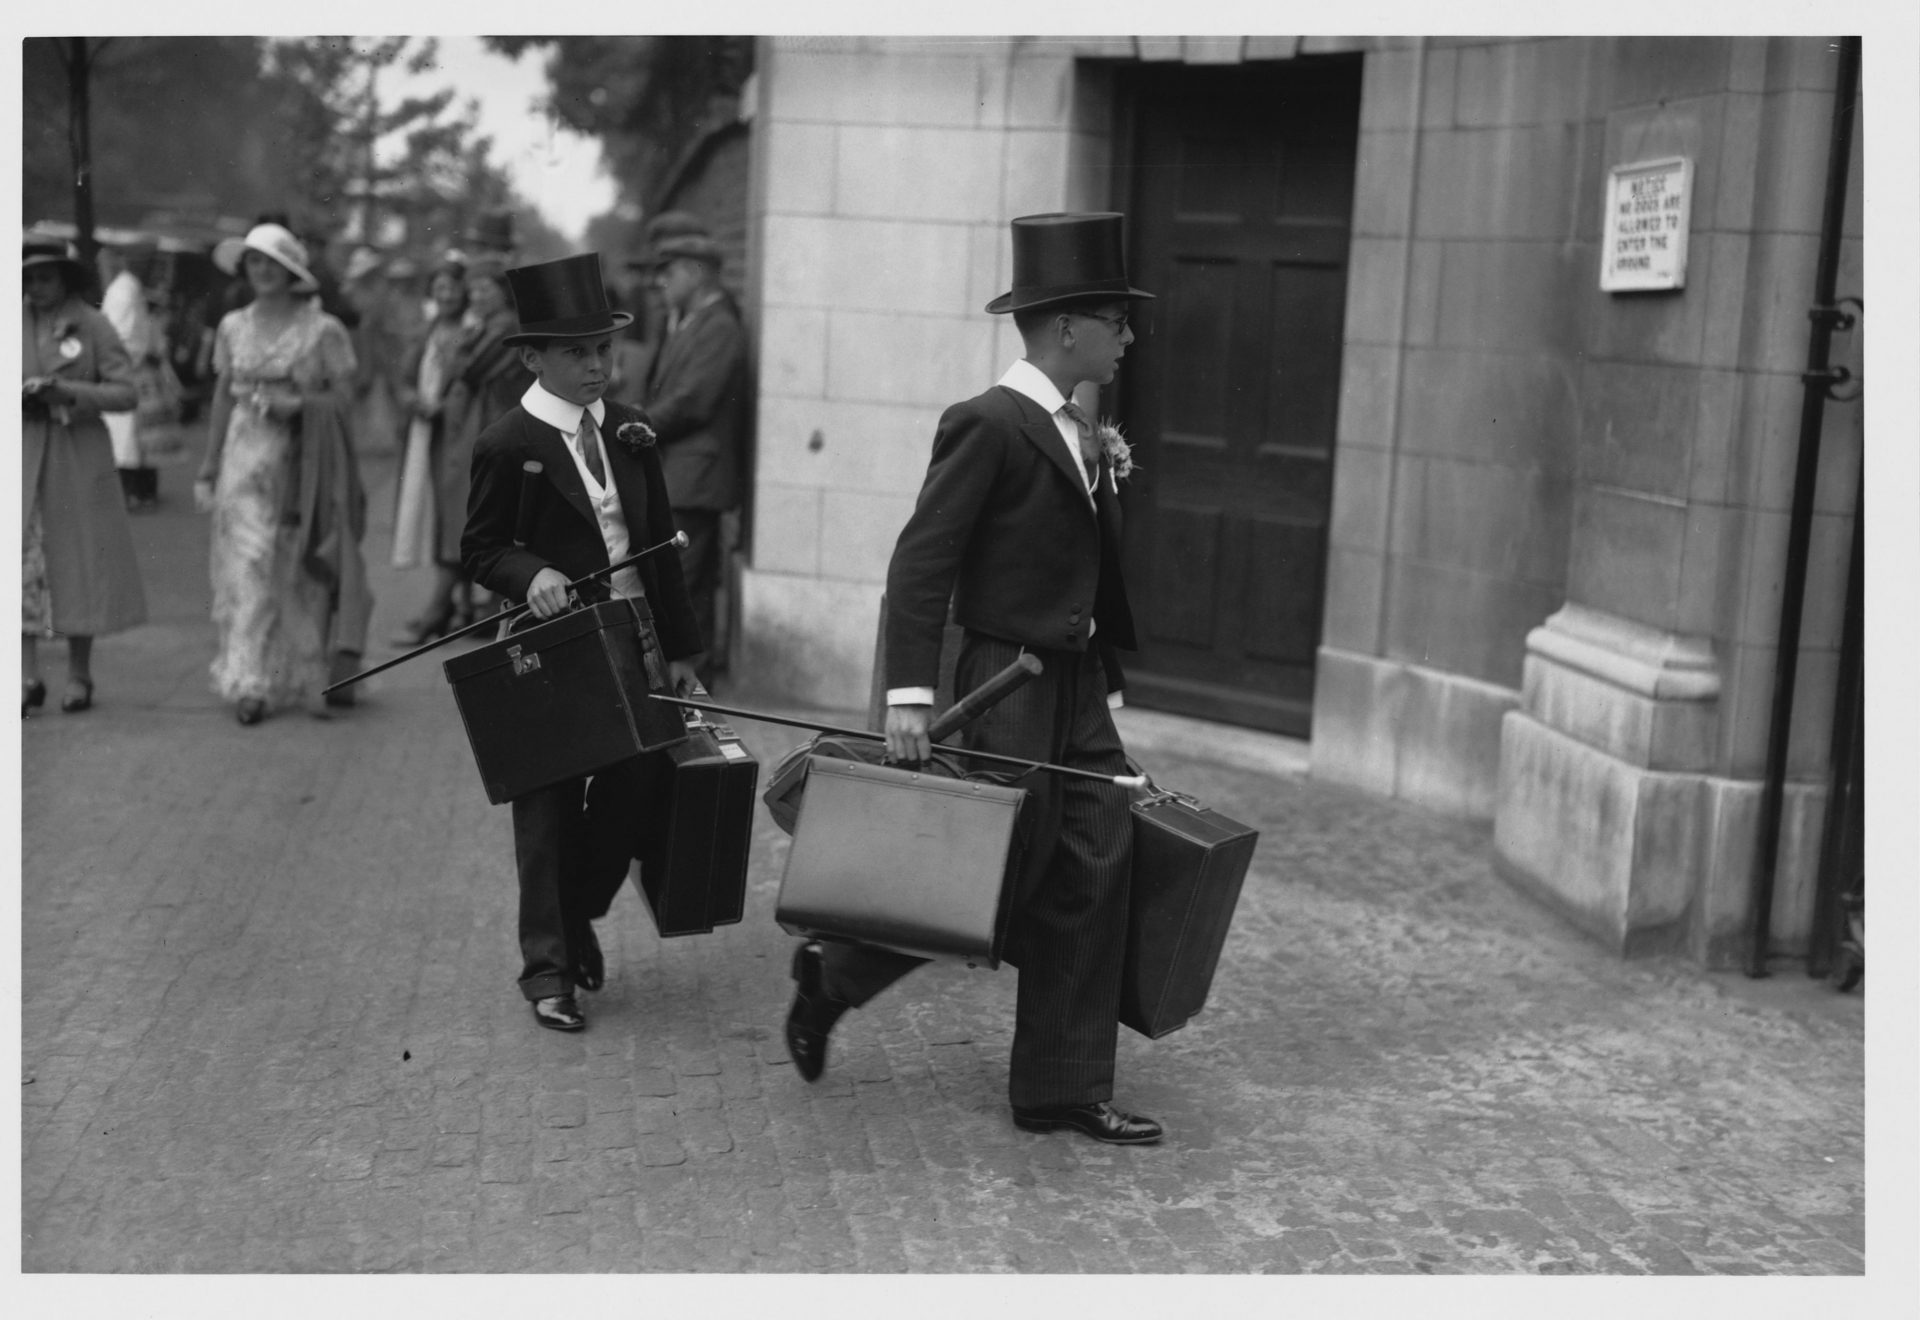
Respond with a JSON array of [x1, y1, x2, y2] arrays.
[[1059, 400, 1100, 484], [576, 413, 606, 487]]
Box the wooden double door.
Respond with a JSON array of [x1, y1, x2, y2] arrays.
[[1110, 58, 1361, 735]]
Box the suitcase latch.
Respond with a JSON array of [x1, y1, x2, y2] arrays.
[[507, 644, 542, 677]]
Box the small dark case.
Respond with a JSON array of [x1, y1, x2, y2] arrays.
[[1119, 790, 1259, 1038], [634, 700, 759, 936], [443, 599, 687, 804]]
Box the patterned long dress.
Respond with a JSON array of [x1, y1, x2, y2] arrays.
[[207, 300, 356, 707]]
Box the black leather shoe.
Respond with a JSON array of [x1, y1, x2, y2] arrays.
[[60, 679, 94, 713], [22, 679, 46, 717], [532, 994, 585, 1032], [574, 925, 605, 992], [1011, 1101, 1164, 1145], [784, 942, 847, 1082]]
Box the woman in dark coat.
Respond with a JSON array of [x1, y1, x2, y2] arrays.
[[21, 234, 147, 715], [434, 257, 534, 627], [389, 256, 471, 642]]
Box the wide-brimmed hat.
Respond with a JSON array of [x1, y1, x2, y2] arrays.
[[22, 232, 87, 284], [985, 212, 1154, 315], [624, 210, 712, 268], [632, 233, 724, 271], [465, 209, 517, 253], [213, 223, 319, 293], [501, 253, 634, 346]]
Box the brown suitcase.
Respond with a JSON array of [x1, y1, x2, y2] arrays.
[[633, 697, 758, 936], [776, 756, 1030, 967], [443, 598, 687, 804], [1119, 788, 1259, 1039]]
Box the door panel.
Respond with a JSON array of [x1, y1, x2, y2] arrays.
[[1116, 58, 1361, 736]]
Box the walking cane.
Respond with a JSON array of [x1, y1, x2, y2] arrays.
[[322, 527, 690, 695], [651, 676, 1150, 790]]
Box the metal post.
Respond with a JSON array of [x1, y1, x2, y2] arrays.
[[1746, 35, 1862, 977]]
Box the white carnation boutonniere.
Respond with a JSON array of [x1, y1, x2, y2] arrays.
[[615, 419, 658, 453], [1095, 420, 1137, 482], [52, 319, 83, 364]]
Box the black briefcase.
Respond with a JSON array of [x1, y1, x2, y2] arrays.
[[633, 696, 759, 936], [1119, 787, 1259, 1039], [776, 756, 1029, 967], [443, 599, 687, 804]]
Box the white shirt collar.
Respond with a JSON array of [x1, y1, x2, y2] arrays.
[[520, 379, 606, 435], [998, 358, 1071, 418]]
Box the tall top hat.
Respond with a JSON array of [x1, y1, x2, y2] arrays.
[[985, 212, 1155, 315], [465, 209, 517, 253], [501, 253, 633, 346]]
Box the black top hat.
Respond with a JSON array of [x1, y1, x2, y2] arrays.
[[501, 253, 634, 346], [465, 209, 517, 253], [985, 212, 1155, 315]]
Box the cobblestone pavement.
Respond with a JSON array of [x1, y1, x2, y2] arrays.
[[20, 450, 1869, 1278]]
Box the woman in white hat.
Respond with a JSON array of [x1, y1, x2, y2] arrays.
[[196, 222, 367, 725], [21, 232, 148, 715]]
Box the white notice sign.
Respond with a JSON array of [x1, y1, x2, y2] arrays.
[[1600, 157, 1691, 292]]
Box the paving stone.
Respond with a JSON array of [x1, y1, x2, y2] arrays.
[[18, 453, 1869, 1274]]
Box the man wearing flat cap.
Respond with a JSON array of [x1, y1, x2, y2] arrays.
[[461, 252, 703, 1033], [782, 212, 1166, 1145], [630, 228, 748, 676]]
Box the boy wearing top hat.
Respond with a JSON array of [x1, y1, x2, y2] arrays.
[[462, 252, 703, 1032], [783, 212, 1165, 1144]]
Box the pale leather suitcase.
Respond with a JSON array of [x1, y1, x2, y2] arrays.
[[775, 755, 1030, 967]]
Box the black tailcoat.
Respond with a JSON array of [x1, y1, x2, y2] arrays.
[[462, 397, 700, 661], [460, 394, 700, 1001], [883, 383, 1136, 693]]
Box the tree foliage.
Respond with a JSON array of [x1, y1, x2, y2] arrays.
[[23, 36, 538, 265], [484, 36, 754, 217]]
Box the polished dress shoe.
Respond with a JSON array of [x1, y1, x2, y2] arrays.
[[532, 994, 586, 1032], [784, 942, 848, 1082], [60, 678, 94, 713], [235, 697, 267, 726], [1011, 1101, 1165, 1145], [574, 925, 605, 992], [22, 679, 46, 717]]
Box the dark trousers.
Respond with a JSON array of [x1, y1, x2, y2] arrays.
[[816, 632, 1134, 1109], [511, 751, 672, 1000], [675, 508, 722, 671]]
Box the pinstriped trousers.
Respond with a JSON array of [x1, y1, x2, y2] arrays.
[[816, 630, 1134, 1109]]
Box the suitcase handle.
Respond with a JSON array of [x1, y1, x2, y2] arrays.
[[924, 653, 1045, 743]]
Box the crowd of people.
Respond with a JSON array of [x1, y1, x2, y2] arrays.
[[28, 203, 1183, 1146], [20, 204, 749, 725]]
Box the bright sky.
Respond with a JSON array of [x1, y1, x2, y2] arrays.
[[378, 35, 617, 245]]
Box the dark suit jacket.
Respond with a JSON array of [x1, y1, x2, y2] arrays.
[[642, 294, 748, 511], [462, 397, 702, 662], [884, 383, 1136, 694]]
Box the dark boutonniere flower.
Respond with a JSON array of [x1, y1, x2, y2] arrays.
[[615, 420, 658, 452], [1095, 420, 1137, 481]]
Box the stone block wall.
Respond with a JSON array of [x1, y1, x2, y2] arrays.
[[1314, 36, 1605, 816], [742, 37, 1118, 706]]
